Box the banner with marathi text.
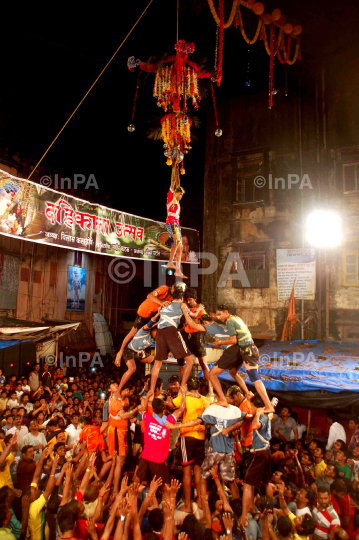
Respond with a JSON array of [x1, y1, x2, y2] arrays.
[[0, 169, 199, 263]]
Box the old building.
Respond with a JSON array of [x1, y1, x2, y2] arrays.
[[202, 16, 359, 341]]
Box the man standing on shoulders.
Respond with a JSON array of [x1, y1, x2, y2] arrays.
[[181, 288, 210, 383], [150, 286, 194, 393], [208, 305, 274, 411]]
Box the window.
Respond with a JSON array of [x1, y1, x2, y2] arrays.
[[232, 250, 269, 288], [343, 163, 359, 193], [234, 152, 265, 203], [342, 251, 359, 286]]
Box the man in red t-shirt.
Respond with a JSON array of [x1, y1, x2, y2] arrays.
[[136, 390, 185, 485], [165, 173, 186, 278]]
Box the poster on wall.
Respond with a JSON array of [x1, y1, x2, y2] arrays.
[[67, 266, 87, 312], [0, 169, 199, 263], [276, 249, 316, 300]]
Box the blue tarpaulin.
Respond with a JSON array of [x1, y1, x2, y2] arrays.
[[0, 340, 29, 349], [217, 340, 359, 393], [199, 339, 359, 408]]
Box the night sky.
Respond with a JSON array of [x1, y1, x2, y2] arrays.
[[0, 0, 357, 233]]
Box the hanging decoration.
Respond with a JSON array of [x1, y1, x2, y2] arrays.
[[127, 40, 220, 177], [127, 71, 141, 132], [207, 0, 303, 93]]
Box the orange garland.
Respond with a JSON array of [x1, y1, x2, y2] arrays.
[[236, 4, 262, 44], [207, 0, 239, 28]]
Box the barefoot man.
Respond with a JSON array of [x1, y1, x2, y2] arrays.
[[114, 282, 186, 367], [166, 168, 186, 278], [208, 305, 274, 412]]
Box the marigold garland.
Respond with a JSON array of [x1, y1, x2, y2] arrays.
[[207, 0, 239, 28], [236, 4, 262, 44]]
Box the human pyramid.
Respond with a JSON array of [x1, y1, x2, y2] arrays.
[[0, 175, 356, 540]]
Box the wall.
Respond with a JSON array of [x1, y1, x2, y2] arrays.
[[203, 44, 359, 340]]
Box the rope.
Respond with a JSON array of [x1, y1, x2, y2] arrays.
[[0, 0, 154, 223]]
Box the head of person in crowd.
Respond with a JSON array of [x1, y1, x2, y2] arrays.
[[154, 378, 163, 398], [152, 398, 165, 418], [284, 482, 298, 503], [293, 514, 316, 538], [184, 287, 198, 308], [331, 479, 347, 500], [336, 448, 349, 465], [333, 439, 347, 454], [323, 461, 338, 480], [348, 415, 359, 433], [351, 443, 359, 460], [317, 486, 333, 510], [198, 378, 209, 396], [182, 514, 206, 540], [54, 442, 66, 460], [226, 386, 245, 407], [276, 515, 292, 538], [21, 445, 35, 463], [215, 304, 231, 324], [278, 405, 292, 419], [250, 394, 265, 414], [148, 508, 164, 535], [0, 506, 12, 530], [295, 487, 315, 510], [187, 377, 199, 392], [168, 375, 180, 395]]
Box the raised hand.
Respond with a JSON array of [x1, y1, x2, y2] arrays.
[[120, 475, 129, 495], [209, 463, 219, 478], [148, 475, 163, 498], [117, 498, 131, 517], [169, 478, 182, 497], [222, 513, 234, 533]]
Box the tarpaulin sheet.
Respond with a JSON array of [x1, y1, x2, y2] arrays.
[[0, 339, 30, 349], [211, 340, 359, 393]]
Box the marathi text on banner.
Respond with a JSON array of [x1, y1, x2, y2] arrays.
[[0, 169, 199, 263], [276, 248, 316, 300]]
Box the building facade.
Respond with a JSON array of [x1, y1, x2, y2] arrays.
[[202, 44, 359, 341]]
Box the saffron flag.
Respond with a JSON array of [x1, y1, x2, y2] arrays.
[[281, 280, 297, 341]]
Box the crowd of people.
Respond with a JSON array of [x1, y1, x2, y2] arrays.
[[0, 284, 359, 540]]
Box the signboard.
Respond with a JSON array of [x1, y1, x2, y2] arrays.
[[0, 170, 199, 263], [276, 249, 316, 300]]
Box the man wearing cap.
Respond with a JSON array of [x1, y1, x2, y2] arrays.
[[150, 286, 194, 393], [115, 282, 186, 366]]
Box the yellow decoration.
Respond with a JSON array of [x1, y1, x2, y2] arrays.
[[207, 0, 239, 28]]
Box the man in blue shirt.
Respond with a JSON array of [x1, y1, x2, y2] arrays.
[[150, 288, 194, 393], [209, 304, 273, 412], [166, 400, 246, 500], [117, 311, 160, 395], [220, 394, 274, 527]]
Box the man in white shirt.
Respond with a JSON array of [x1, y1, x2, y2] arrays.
[[326, 411, 346, 451], [65, 414, 81, 457], [7, 415, 29, 449], [295, 487, 315, 517]]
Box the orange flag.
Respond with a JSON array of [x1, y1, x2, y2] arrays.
[[281, 280, 297, 341]]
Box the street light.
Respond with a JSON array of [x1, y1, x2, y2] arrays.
[[305, 210, 342, 248], [306, 210, 342, 339]]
